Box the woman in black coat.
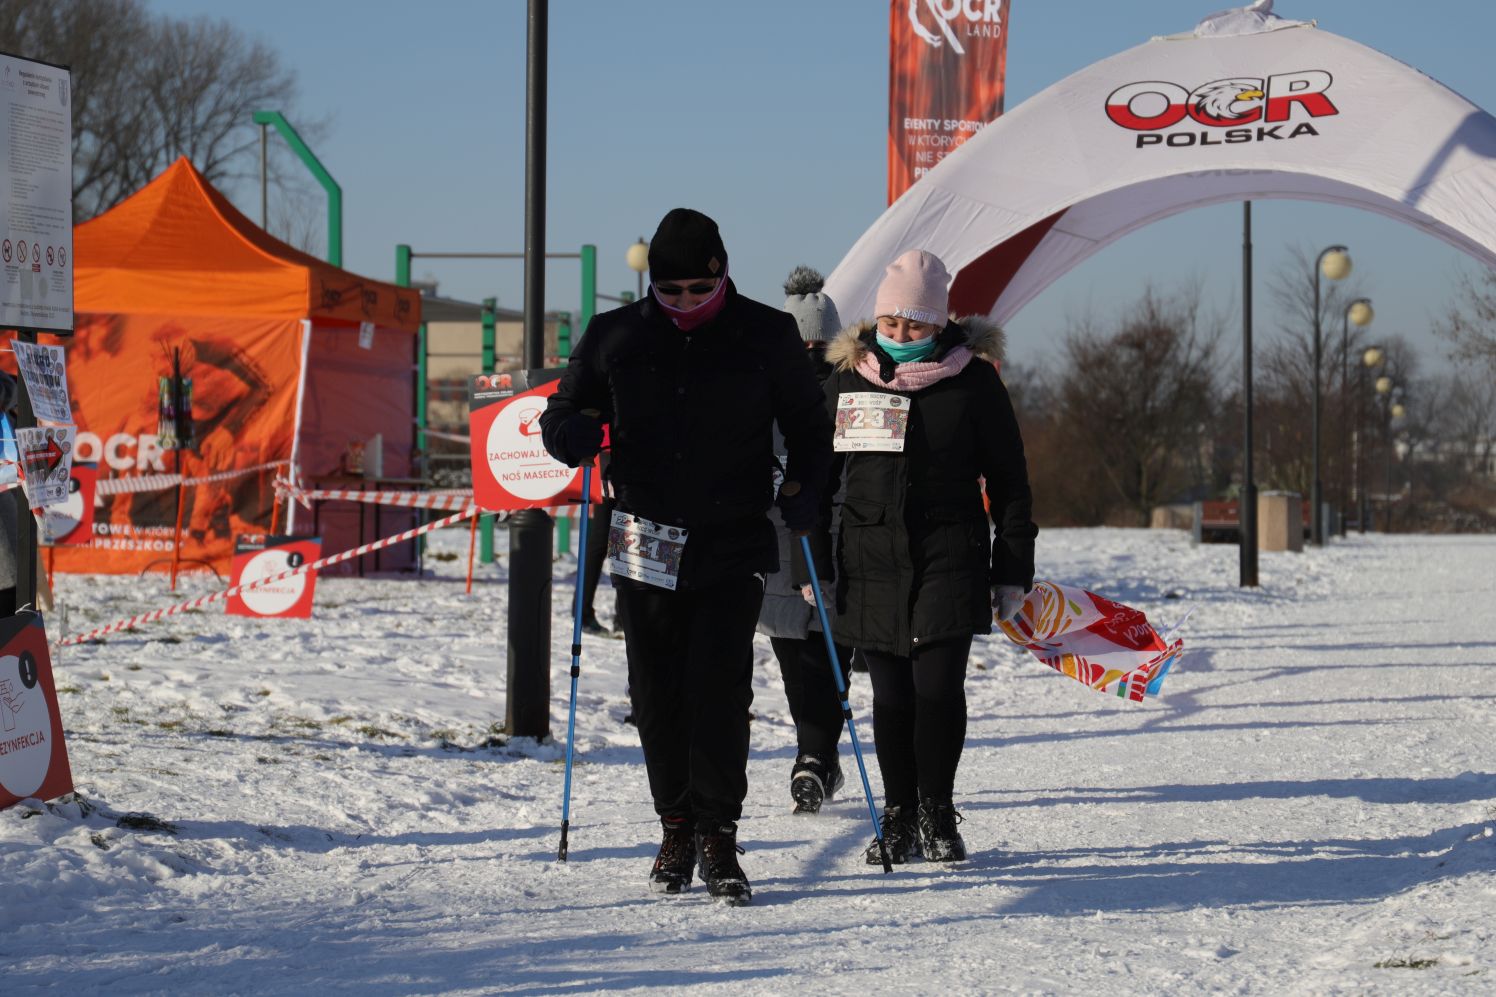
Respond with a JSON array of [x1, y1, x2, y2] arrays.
[[822, 249, 1036, 864]]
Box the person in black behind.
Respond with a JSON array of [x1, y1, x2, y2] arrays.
[[540, 208, 833, 906]]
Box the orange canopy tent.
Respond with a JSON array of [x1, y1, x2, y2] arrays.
[[7, 157, 422, 575]]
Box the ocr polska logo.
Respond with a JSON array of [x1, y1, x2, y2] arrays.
[[1105, 71, 1339, 149], [907, 0, 1004, 57]]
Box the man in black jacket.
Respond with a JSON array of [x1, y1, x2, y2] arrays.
[[540, 208, 832, 906]]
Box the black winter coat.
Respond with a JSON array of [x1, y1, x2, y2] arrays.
[[540, 282, 833, 589], [822, 318, 1036, 656]]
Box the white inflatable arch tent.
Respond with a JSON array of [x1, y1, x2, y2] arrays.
[[824, 5, 1496, 326]]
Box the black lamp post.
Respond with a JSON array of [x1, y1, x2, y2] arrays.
[[1338, 297, 1373, 535], [1358, 346, 1384, 533], [1311, 244, 1351, 546]]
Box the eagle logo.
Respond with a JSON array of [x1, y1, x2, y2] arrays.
[[1188, 78, 1265, 126]]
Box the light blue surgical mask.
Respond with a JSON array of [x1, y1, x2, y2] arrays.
[[876, 332, 938, 363]]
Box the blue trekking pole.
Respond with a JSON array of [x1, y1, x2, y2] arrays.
[[558, 462, 593, 861], [798, 535, 892, 873]]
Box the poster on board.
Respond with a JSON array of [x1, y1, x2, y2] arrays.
[[0, 52, 73, 333]]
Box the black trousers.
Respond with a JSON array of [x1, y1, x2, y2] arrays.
[[769, 634, 852, 762], [580, 496, 616, 619], [614, 573, 764, 828], [863, 636, 972, 808]]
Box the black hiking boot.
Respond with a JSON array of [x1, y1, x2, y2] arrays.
[[865, 804, 920, 865], [917, 799, 967, 862], [789, 754, 845, 815], [581, 614, 612, 637], [696, 822, 752, 906], [647, 817, 695, 895]]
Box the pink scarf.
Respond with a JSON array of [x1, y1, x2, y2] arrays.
[[856, 344, 973, 391], [653, 275, 729, 332]]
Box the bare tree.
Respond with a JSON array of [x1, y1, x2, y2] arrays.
[[1049, 285, 1225, 525], [1434, 267, 1496, 370], [1, 0, 314, 222]]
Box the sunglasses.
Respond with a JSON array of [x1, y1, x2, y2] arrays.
[[655, 281, 718, 296]]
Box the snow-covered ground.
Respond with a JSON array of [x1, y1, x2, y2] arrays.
[[3, 526, 1493, 995]]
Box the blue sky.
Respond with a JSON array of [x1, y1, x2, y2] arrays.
[[145, 0, 1496, 374]]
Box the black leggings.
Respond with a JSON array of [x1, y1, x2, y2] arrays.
[[769, 634, 852, 762], [863, 636, 972, 808]]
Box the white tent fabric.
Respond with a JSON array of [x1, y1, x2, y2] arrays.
[[825, 8, 1496, 326]]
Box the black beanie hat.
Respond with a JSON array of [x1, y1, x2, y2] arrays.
[[647, 208, 728, 282]]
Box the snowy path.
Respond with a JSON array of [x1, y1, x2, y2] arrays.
[[3, 529, 1493, 994]]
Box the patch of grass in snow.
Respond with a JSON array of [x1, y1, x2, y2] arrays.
[[205, 729, 233, 737], [56, 684, 82, 694], [1374, 958, 1438, 970], [356, 724, 406, 740], [255, 688, 272, 697], [115, 812, 178, 835], [329, 715, 354, 725], [127, 663, 142, 671], [429, 551, 460, 562], [156, 719, 187, 731]]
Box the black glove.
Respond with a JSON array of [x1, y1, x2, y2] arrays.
[[557, 414, 603, 467], [776, 481, 819, 533]]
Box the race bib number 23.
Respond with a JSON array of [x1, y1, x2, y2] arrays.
[[834, 392, 910, 452]]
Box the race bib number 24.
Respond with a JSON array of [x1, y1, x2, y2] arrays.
[[607, 512, 688, 590]]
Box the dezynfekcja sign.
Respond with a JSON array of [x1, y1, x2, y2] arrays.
[[0, 614, 74, 811], [0, 52, 73, 333], [888, 0, 1010, 204]]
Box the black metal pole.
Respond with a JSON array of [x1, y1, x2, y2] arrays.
[[1383, 401, 1394, 533], [13, 329, 39, 611], [1358, 365, 1369, 533], [1239, 202, 1258, 587], [507, 0, 553, 740], [1339, 309, 1349, 537], [1311, 265, 1324, 547]]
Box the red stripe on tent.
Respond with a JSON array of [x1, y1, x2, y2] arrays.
[[947, 209, 1067, 318]]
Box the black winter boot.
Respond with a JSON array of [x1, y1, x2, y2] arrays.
[[648, 817, 695, 894], [917, 799, 967, 862], [865, 804, 920, 865], [696, 822, 752, 906], [789, 753, 845, 815]]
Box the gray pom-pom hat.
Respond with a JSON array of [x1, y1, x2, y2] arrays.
[[782, 266, 841, 344]]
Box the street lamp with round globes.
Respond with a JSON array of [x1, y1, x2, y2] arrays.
[[625, 238, 649, 300], [1338, 297, 1373, 534], [1356, 347, 1385, 533], [1376, 375, 1393, 394], [1311, 244, 1351, 546], [1390, 402, 1406, 419]]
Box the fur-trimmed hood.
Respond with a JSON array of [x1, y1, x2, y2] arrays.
[[825, 315, 1007, 373]]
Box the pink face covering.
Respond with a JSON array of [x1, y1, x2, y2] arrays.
[[653, 274, 729, 332]]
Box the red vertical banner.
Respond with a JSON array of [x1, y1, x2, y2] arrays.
[[888, 0, 1011, 204]]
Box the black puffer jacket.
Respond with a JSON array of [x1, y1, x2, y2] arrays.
[[822, 317, 1036, 656], [540, 282, 833, 588]]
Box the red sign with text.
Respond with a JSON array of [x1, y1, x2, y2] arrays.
[[468, 375, 601, 512], [226, 535, 322, 619], [0, 615, 74, 810]]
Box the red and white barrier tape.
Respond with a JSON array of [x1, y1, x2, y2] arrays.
[[273, 479, 476, 512], [96, 459, 291, 496], [59, 506, 483, 646], [421, 428, 471, 445]]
